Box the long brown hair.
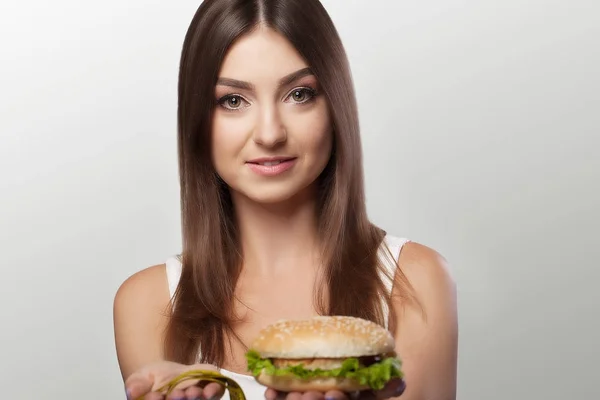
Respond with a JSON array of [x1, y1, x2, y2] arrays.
[[164, 0, 417, 366]]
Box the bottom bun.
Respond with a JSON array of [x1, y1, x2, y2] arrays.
[[256, 370, 370, 392]]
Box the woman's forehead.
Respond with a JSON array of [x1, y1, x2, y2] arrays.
[[218, 27, 310, 84]]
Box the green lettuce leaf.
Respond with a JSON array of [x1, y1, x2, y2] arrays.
[[245, 350, 403, 391]]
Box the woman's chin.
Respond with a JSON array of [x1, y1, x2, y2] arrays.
[[232, 183, 315, 207], [240, 190, 296, 205]]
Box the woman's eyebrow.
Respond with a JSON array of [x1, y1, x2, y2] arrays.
[[216, 67, 314, 91], [279, 67, 313, 87], [216, 77, 254, 91]]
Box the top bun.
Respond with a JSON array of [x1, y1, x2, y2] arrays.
[[250, 316, 395, 359]]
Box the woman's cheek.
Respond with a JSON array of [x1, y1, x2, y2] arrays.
[[212, 116, 250, 162]]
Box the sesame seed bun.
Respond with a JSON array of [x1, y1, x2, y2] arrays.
[[251, 316, 395, 359]]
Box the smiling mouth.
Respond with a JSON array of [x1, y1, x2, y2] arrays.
[[252, 160, 287, 166], [246, 157, 297, 166], [246, 157, 298, 176]]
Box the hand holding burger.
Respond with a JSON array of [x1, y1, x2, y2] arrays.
[[245, 316, 406, 399]]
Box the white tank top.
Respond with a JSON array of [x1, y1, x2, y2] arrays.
[[164, 234, 410, 399]]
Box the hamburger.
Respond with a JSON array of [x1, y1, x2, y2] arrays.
[[245, 316, 405, 393]]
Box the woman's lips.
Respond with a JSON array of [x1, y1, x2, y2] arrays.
[[246, 158, 297, 176]]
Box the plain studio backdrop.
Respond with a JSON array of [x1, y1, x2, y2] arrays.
[[0, 0, 598, 398]]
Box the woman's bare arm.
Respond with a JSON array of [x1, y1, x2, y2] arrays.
[[113, 264, 171, 381], [390, 242, 459, 400]]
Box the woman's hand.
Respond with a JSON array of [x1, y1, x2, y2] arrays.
[[125, 361, 225, 400], [263, 378, 406, 400]]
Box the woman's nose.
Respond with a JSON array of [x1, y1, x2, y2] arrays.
[[252, 105, 287, 147]]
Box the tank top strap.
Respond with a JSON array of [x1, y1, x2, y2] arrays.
[[165, 255, 183, 305], [378, 235, 411, 330]]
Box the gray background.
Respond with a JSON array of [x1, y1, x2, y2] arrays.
[[1, 0, 598, 398]]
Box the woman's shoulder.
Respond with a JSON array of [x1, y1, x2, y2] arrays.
[[114, 255, 182, 300], [390, 239, 457, 324], [113, 263, 172, 377], [381, 232, 452, 279], [113, 263, 172, 316], [396, 241, 454, 282], [380, 233, 456, 304]]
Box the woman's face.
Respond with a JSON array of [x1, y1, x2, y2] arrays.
[[211, 26, 333, 205]]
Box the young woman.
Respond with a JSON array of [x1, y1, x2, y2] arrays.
[[113, 1, 458, 399]]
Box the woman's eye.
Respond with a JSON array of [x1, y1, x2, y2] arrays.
[[286, 88, 317, 104], [219, 95, 248, 110]]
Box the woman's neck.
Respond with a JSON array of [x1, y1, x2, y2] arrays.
[[232, 188, 321, 275]]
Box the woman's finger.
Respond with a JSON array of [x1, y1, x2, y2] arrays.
[[300, 391, 325, 399], [375, 379, 406, 399], [143, 392, 165, 400], [202, 381, 225, 399], [184, 385, 203, 399], [125, 373, 154, 400], [264, 387, 278, 399], [322, 390, 349, 399], [166, 388, 185, 399], [282, 392, 303, 400], [264, 389, 346, 400]]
